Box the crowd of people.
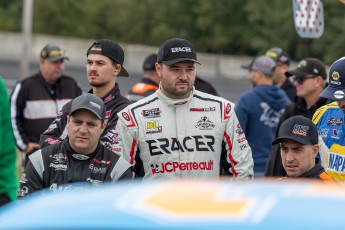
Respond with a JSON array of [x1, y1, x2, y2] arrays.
[[0, 37, 344, 207]]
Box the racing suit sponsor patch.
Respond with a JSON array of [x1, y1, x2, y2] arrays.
[[327, 118, 343, 126], [49, 163, 67, 171], [146, 135, 215, 156], [195, 116, 215, 130], [44, 138, 61, 145], [50, 153, 67, 164], [142, 108, 161, 118], [151, 160, 214, 174], [190, 107, 216, 112], [145, 120, 162, 134]]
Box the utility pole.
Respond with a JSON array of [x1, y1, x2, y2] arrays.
[[20, 0, 33, 80]]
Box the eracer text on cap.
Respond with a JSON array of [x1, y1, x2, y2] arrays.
[[40, 44, 69, 62], [320, 56, 345, 101], [157, 38, 200, 65], [86, 39, 129, 77], [69, 94, 106, 120], [272, 115, 318, 145]]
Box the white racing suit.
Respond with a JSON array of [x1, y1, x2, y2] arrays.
[[112, 87, 254, 180]]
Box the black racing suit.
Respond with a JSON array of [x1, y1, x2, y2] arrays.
[[18, 139, 132, 197], [40, 83, 130, 149]]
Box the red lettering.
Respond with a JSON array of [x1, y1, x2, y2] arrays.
[[180, 162, 186, 170], [173, 162, 179, 171]]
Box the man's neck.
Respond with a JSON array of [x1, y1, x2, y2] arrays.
[[275, 77, 287, 88], [304, 88, 323, 109], [92, 83, 115, 98]]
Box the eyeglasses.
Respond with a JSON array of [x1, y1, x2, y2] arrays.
[[292, 75, 318, 84]]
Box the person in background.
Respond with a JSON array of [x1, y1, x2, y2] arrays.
[[265, 57, 329, 176], [237, 55, 291, 176], [10, 44, 82, 170], [40, 39, 130, 150], [272, 116, 335, 183], [113, 38, 254, 180], [126, 53, 160, 103], [194, 76, 219, 96], [18, 94, 131, 198], [0, 77, 18, 206], [265, 47, 296, 101], [313, 56, 345, 183]]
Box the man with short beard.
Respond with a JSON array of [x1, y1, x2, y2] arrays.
[[40, 39, 130, 150], [313, 57, 345, 183], [112, 38, 254, 180]]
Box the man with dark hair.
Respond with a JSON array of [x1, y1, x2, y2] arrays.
[[265, 57, 329, 177], [18, 94, 131, 197], [40, 39, 130, 150], [272, 115, 335, 183], [113, 38, 254, 180], [11, 44, 82, 169]]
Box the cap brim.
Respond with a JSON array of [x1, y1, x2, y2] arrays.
[[285, 69, 307, 77], [241, 64, 250, 70], [272, 136, 312, 145], [163, 58, 201, 66], [47, 56, 70, 62], [70, 107, 103, 120], [320, 85, 345, 101], [119, 66, 129, 77]]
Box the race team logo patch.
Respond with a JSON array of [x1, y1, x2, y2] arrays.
[[122, 112, 130, 121], [292, 124, 309, 136], [145, 121, 162, 134], [195, 116, 215, 130], [142, 108, 161, 118]]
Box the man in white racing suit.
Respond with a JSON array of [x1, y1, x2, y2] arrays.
[[112, 38, 254, 180]]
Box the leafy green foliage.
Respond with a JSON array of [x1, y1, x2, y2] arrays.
[[1, 0, 345, 64]]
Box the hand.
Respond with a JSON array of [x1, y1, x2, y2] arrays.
[[24, 142, 40, 155]]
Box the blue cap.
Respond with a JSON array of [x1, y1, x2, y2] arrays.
[[320, 57, 345, 101]]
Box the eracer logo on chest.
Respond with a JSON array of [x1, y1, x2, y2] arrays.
[[171, 47, 191, 53]]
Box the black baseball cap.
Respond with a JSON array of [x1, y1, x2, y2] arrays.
[[86, 39, 129, 77], [320, 57, 345, 101], [272, 116, 318, 145], [40, 44, 69, 62], [265, 47, 290, 65], [142, 53, 157, 71], [285, 57, 327, 80], [157, 38, 200, 65], [69, 94, 106, 120]]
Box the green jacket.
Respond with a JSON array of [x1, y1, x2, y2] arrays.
[[0, 77, 18, 202]]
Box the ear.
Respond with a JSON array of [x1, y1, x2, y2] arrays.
[[312, 144, 320, 158], [155, 63, 162, 78], [113, 64, 121, 76], [315, 76, 323, 87], [100, 121, 106, 131]]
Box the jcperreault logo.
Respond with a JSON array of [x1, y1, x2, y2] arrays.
[[151, 160, 214, 174]]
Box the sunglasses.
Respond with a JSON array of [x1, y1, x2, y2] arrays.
[[292, 75, 317, 84]]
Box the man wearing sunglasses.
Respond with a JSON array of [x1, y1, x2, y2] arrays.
[[265, 57, 329, 177], [313, 57, 345, 183]]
